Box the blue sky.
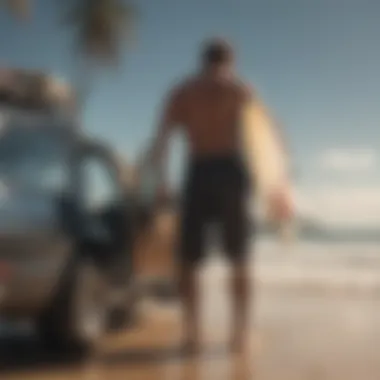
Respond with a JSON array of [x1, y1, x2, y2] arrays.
[[1, 0, 380, 224]]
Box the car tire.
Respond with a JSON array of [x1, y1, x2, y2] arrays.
[[106, 219, 140, 332], [107, 281, 140, 331], [37, 257, 109, 355]]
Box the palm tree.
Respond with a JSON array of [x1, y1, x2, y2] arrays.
[[2, 0, 30, 20], [63, 0, 136, 112], [2, 0, 136, 115]]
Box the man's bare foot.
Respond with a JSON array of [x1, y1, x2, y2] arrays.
[[230, 332, 246, 354], [230, 331, 260, 357], [182, 337, 201, 356]]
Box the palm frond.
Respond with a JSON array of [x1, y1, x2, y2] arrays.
[[3, 0, 30, 20], [63, 0, 136, 65]]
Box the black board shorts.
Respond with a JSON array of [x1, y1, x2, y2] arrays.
[[178, 154, 251, 267]]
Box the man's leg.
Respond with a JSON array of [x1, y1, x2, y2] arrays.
[[178, 263, 200, 350], [178, 185, 207, 352], [230, 262, 251, 351], [221, 181, 251, 352]]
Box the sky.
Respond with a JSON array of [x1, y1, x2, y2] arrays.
[[1, 0, 380, 227]]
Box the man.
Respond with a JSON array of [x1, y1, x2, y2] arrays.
[[147, 38, 287, 353]]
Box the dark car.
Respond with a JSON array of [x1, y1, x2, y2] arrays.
[[0, 108, 138, 353]]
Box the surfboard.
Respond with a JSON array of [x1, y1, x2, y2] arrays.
[[241, 100, 295, 237]]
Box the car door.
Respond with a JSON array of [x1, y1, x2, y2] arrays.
[[78, 146, 132, 282]]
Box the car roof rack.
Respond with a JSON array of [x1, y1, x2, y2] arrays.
[[0, 67, 76, 115]]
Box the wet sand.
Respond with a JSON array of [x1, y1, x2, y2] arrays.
[[1, 262, 380, 380]]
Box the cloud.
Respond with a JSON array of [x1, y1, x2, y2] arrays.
[[293, 147, 380, 226], [294, 184, 380, 227], [318, 148, 377, 172]]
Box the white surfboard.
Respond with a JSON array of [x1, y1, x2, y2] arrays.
[[241, 100, 295, 240]]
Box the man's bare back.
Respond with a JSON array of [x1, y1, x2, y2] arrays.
[[168, 74, 252, 158]]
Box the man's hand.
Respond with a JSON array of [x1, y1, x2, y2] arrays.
[[155, 183, 173, 209], [137, 144, 158, 172], [135, 145, 171, 208]]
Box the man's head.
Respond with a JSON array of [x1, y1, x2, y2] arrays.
[[200, 38, 235, 72]]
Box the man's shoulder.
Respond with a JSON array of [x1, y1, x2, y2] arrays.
[[229, 76, 255, 100], [167, 75, 196, 100]]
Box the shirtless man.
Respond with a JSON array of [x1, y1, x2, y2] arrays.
[[147, 38, 284, 352]]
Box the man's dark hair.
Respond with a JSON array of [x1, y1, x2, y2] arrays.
[[201, 38, 234, 67]]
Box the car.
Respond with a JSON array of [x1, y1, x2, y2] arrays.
[[0, 90, 139, 354]]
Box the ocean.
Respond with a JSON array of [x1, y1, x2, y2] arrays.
[[205, 237, 380, 293]]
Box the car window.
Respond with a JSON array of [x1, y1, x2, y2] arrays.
[[0, 126, 70, 195], [81, 155, 122, 212]]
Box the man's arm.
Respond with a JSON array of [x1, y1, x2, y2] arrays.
[[147, 85, 183, 184]]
